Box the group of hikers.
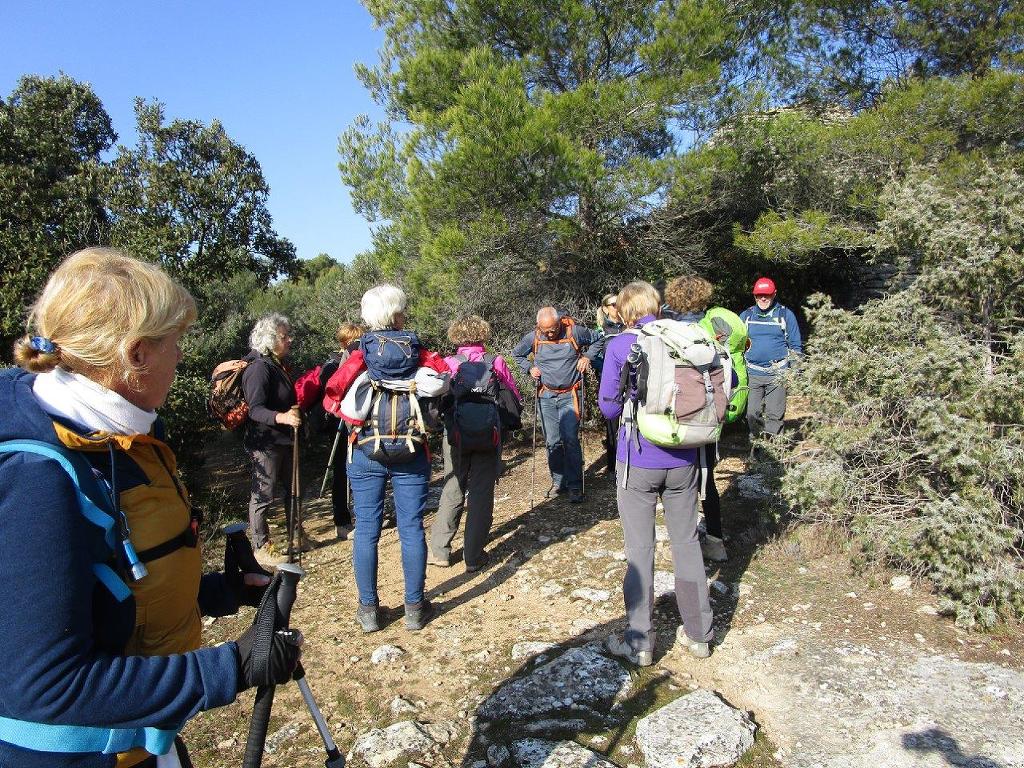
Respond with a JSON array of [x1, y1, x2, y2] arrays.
[[0, 247, 801, 767]]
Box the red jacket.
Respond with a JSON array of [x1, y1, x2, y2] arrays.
[[322, 349, 449, 421]]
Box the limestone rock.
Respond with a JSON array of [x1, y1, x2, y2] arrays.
[[371, 644, 406, 664], [350, 720, 457, 768], [699, 623, 1024, 768], [540, 581, 564, 597], [390, 696, 418, 715], [655, 525, 670, 542], [512, 641, 559, 660], [889, 575, 912, 592], [478, 647, 632, 721], [265, 721, 302, 754], [635, 690, 755, 768], [511, 739, 618, 768], [570, 588, 611, 603]]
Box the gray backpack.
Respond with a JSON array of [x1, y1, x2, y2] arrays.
[[449, 354, 501, 453]]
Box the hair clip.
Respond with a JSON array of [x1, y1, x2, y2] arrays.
[[29, 336, 57, 354]]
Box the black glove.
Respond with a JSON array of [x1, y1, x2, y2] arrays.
[[235, 625, 303, 691], [224, 538, 272, 609]]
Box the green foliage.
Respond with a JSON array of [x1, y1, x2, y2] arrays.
[[780, 158, 1024, 628], [342, 0, 740, 337], [108, 99, 298, 294], [0, 75, 115, 356]]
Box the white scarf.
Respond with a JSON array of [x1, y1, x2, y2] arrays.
[[32, 367, 157, 436]]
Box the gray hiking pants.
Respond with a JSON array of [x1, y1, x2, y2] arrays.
[[429, 435, 498, 568], [615, 461, 714, 651], [247, 444, 293, 548], [747, 372, 787, 438]]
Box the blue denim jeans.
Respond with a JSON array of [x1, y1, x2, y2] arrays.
[[538, 390, 582, 491], [348, 447, 429, 605]]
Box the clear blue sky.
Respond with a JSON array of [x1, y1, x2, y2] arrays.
[[1, 0, 384, 263]]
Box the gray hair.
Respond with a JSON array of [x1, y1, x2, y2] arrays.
[[536, 306, 557, 324], [250, 313, 290, 355], [361, 284, 407, 331]]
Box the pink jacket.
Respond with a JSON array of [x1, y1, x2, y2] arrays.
[[445, 345, 522, 401]]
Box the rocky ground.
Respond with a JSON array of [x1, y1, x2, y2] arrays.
[[186, 417, 1024, 768]]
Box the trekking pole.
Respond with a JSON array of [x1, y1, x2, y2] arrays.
[[530, 381, 540, 513], [579, 375, 586, 496], [242, 563, 304, 768], [319, 420, 344, 497]]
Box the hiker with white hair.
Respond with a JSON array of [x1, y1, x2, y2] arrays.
[[322, 284, 450, 633]]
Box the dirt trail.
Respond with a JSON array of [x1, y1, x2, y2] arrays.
[[186, 420, 1023, 768]]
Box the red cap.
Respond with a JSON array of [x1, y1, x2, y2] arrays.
[[752, 277, 776, 296]]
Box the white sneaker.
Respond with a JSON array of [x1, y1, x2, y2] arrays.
[[676, 626, 711, 658], [604, 633, 654, 667], [701, 535, 728, 562]]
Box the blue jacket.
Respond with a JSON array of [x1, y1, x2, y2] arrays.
[[0, 368, 239, 768], [739, 303, 802, 372]]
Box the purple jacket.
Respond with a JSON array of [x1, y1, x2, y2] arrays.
[[597, 315, 697, 469]]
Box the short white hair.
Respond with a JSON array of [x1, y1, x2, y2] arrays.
[[536, 306, 557, 324], [250, 313, 290, 355], [361, 284, 407, 330]]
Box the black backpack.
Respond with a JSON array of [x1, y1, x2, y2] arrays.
[[448, 354, 501, 453]]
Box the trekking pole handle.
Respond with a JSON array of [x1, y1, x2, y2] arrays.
[[274, 563, 305, 628]]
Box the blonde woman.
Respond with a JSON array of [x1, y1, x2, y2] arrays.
[[597, 280, 714, 665], [321, 321, 365, 540], [0, 248, 300, 767], [592, 292, 625, 473]]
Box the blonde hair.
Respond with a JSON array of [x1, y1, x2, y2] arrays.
[[596, 292, 618, 327], [14, 247, 196, 387], [664, 275, 713, 314], [336, 322, 365, 349], [616, 281, 661, 327], [448, 315, 491, 346]]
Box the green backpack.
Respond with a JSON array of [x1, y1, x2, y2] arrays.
[[699, 307, 749, 423]]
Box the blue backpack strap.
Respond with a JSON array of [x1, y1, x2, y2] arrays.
[[0, 716, 177, 756], [0, 440, 119, 552]]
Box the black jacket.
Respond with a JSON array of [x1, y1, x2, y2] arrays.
[[241, 350, 296, 450]]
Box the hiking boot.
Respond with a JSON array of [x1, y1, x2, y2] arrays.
[[676, 626, 711, 659], [428, 553, 451, 567], [568, 488, 584, 504], [604, 634, 653, 667], [254, 541, 287, 568], [465, 550, 490, 573], [404, 599, 435, 631], [701, 535, 728, 562], [355, 602, 380, 633], [335, 524, 353, 541]]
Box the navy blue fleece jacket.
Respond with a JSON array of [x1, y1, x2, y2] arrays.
[[0, 368, 240, 768]]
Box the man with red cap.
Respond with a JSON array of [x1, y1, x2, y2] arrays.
[[739, 277, 802, 442]]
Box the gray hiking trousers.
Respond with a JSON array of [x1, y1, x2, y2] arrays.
[[429, 435, 498, 568], [615, 461, 714, 651], [247, 444, 293, 549], [747, 372, 788, 438]]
